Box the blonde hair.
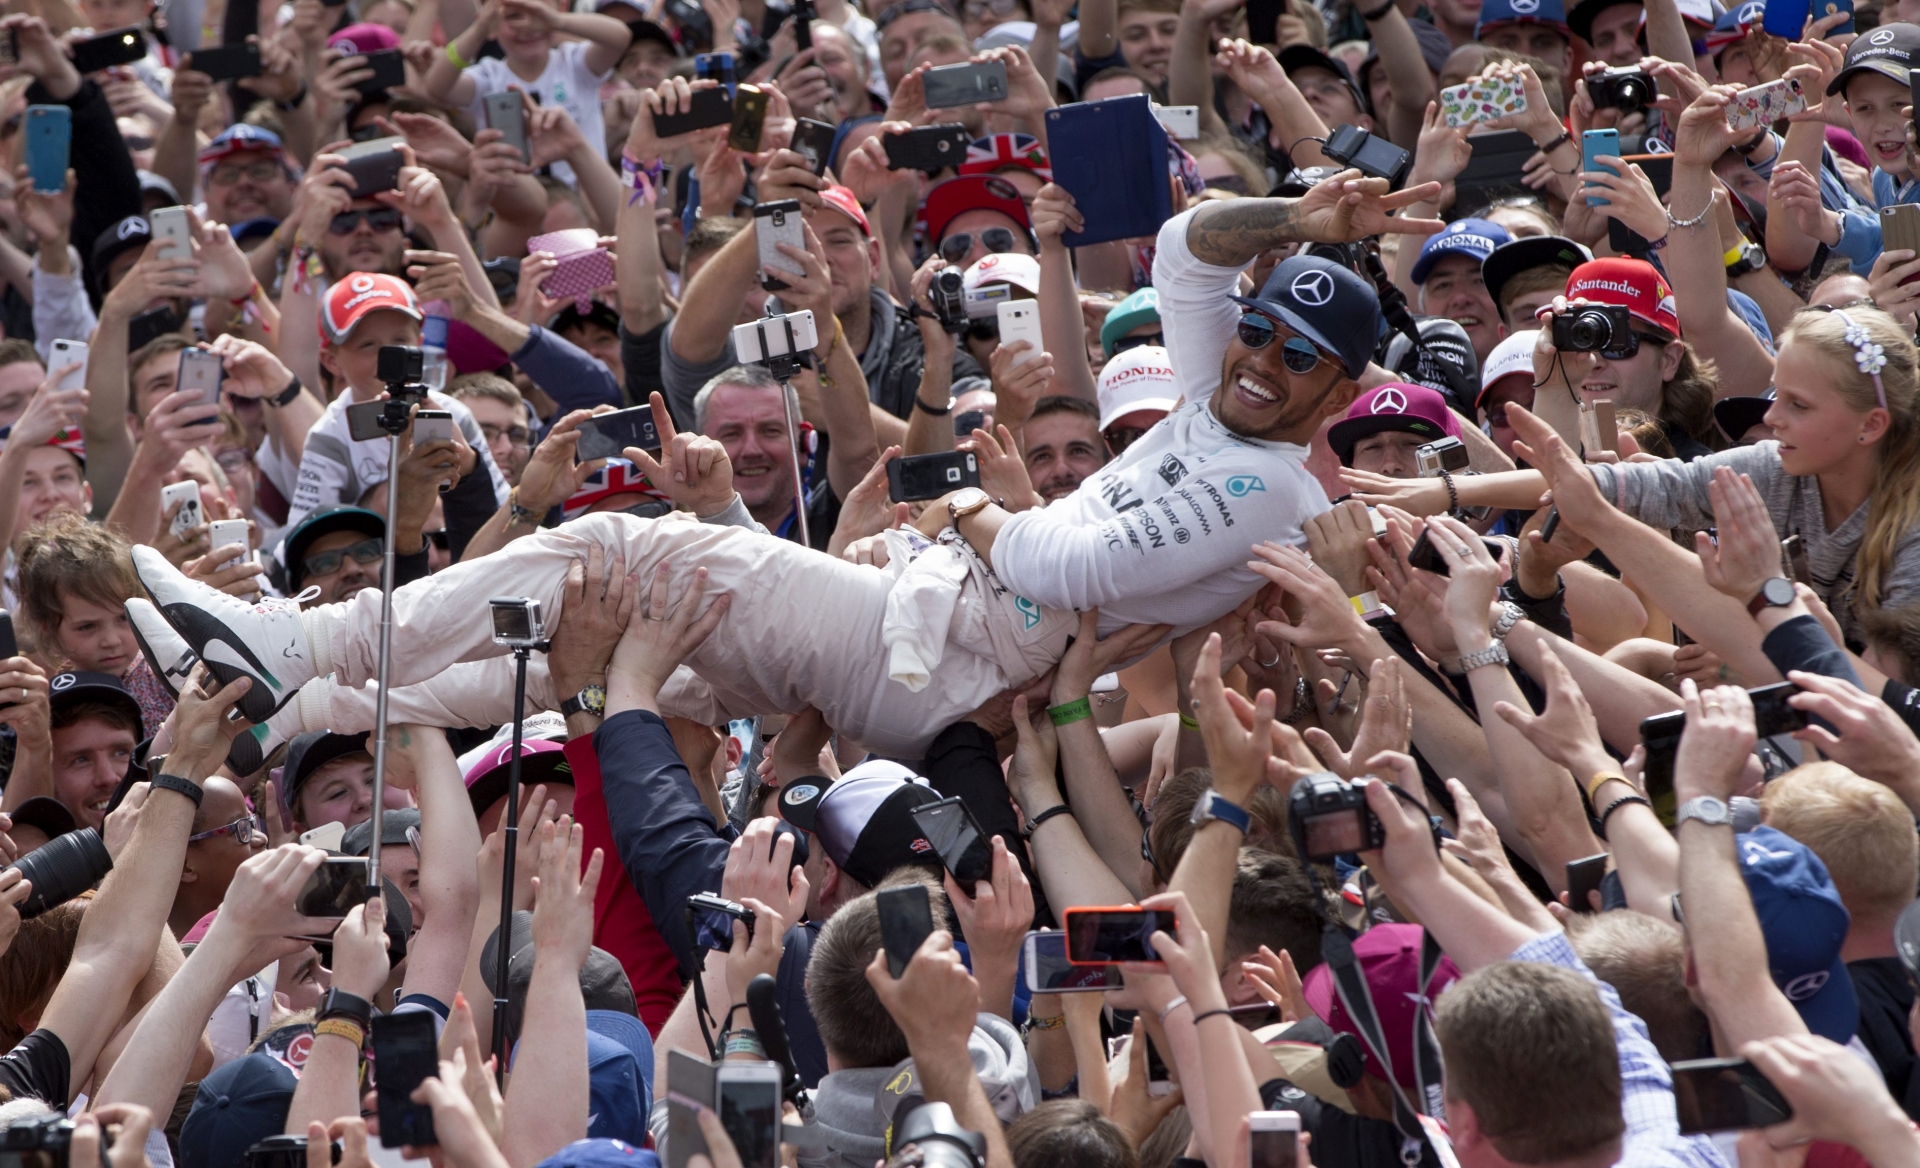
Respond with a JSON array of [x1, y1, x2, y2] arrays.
[[1779, 306, 1920, 611], [1762, 760, 1917, 922]]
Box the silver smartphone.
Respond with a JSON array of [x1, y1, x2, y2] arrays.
[[48, 338, 86, 391], [1152, 104, 1200, 139], [176, 348, 225, 417], [1022, 930, 1123, 994], [412, 408, 455, 446], [162, 480, 201, 537], [713, 1062, 782, 1168], [482, 90, 528, 164], [150, 205, 192, 262], [207, 518, 249, 569], [753, 199, 805, 291]]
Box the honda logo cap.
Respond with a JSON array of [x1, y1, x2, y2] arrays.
[[1564, 256, 1681, 338], [1737, 825, 1858, 1043], [1097, 344, 1178, 431], [1410, 217, 1512, 285], [1326, 381, 1463, 466], [320, 272, 423, 343], [1828, 21, 1920, 93], [1229, 254, 1382, 379], [777, 759, 944, 888]]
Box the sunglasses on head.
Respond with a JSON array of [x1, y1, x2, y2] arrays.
[[1112, 332, 1163, 355], [1236, 313, 1327, 374], [938, 224, 1019, 264], [877, 0, 951, 29], [328, 207, 403, 235], [303, 536, 382, 579]]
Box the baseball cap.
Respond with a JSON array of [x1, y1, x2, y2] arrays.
[[1228, 255, 1383, 379], [483, 909, 641, 1043], [1326, 383, 1464, 465], [1564, 257, 1680, 338], [1715, 390, 1775, 441], [1278, 45, 1368, 115], [1481, 234, 1591, 310], [1737, 826, 1858, 1043], [1382, 317, 1478, 412], [44, 426, 85, 467], [229, 216, 281, 247], [282, 506, 384, 586], [198, 124, 288, 169], [963, 252, 1040, 318], [923, 174, 1033, 245], [551, 300, 622, 336], [180, 1052, 299, 1168], [327, 22, 401, 54], [340, 806, 420, 856], [777, 760, 942, 888], [534, 1141, 660, 1168], [584, 1013, 654, 1141], [1476, 0, 1571, 37], [1828, 23, 1920, 94], [91, 215, 151, 276], [464, 738, 573, 819], [961, 133, 1052, 181], [1707, 0, 1764, 52], [1301, 923, 1461, 1090], [47, 670, 144, 730], [281, 730, 373, 806], [9, 796, 76, 841], [1411, 218, 1512, 286], [1567, 0, 1641, 43], [1478, 329, 1539, 407], [1101, 287, 1162, 357], [817, 183, 872, 237], [563, 459, 670, 521], [1096, 345, 1177, 432], [136, 169, 180, 204], [622, 17, 682, 54], [320, 272, 423, 344]]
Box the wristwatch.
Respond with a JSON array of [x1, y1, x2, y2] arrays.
[[1457, 641, 1511, 672], [947, 487, 991, 528], [560, 683, 607, 719], [317, 988, 373, 1026], [151, 773, 204, 808], [1675, 795, 1732, 828], [1725, 242, 1767, 278], [1188, 788, 1252, 834], [1746, 576, 1795, 617], [1490, 600, 1525, 641]]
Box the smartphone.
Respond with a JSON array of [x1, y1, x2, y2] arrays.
[[483, 90, 529, 164], [208, 519, 250, 569], [733, 311, 818, 365], [48, 339, 86, 392], [411, 409, 455, 446], [1230, 1001, 1283, 1029], [1143, 1031, 1174, 1097], [1579, 397, 1618, 456], [1761, 0, 1809, 39], [70, 25, 146, 73], [1062, 906, 1175, 965], [1725, 77, 1807, 131], [1440, 73, 1528, 127], [1565, 853, 1609, 914], [128, 305, 179, 353], [1582, 129, 1620, 207], [150, 205, 192, 262], [371, 1010, 439, 1147], [1884, 204, 1920, 283], [347, 400, 390, 443], [1750, 680, 1810, 737], [23, 106, 69, 194], [294, 855, 371, 917], [299, 821, 346, 851], [162, 481, 203, 537], [714, 1063, 782, 1168], [687, 892, 753, 953], [574, 404, 661, 461], [1815, 0, 1854, 33], [729, 84, 769, 152], [1247, 1112, 1301, 1168], [666, 1050, 716, 1168], [922, 59, 1008, 108], [1022, 930, 1123, 993], [883, 124, 971, 172], [177, 348, 226, 417], [188, 42, 262, 82], [654, 87, 733, 137], [887, 451, 980, 502], [1671, 1058, 1793, 1133], [1404, 529, 1504, 578], [1152, 104, 1199, 139], [790, 117, 836, 176], [877, 883, 933, 978], [695, 50, 735, 94], [910, 796, 993, 887], [996, 301, 1043, 367], [1639, 709, 1683, 826], [337, 136, 405, 195], [1783, 532, 1812, 585], [354, 47, 406, 95], [753, 199, 805, 291]]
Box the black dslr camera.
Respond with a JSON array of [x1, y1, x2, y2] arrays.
[[1588, 66, 1656, 112], [1288, 772, 1386, 863], [6, 828, 112, 919], [893, 1104, 986, 1168], [1551, 304, 1634, 353], [928, 267, 968, 334], [0, 1114, 107, 1168]]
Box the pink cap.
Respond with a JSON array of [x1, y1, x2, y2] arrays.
[[327, 22, 401, 54]]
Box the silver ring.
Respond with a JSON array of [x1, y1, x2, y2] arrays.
[[1258, 651, 1281, 668]]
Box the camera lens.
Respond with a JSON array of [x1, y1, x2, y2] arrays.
[[8, 829, 112, 919], [1567, 309, 1616, 352]]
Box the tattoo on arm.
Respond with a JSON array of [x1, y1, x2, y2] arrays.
[[1185, 198, 1305, 266]]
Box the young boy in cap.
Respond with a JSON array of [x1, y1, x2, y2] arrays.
[[1327, 383, 1464, 478]]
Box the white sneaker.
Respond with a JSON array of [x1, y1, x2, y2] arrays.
[[125, 597, 196, 698], [132, 545, 314, 723]]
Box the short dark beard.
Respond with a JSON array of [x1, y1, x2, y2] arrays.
[[1213, 365, 1348, 443]]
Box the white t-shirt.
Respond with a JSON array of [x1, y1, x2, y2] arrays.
[[462, 40, 609, 186]]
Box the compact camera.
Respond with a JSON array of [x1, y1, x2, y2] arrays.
[[1589, 67, 1657, 112], [489, 597, 546, 648], [1551, 304, 1634, 353], [0, 1114, 108, 1168], [1415, 436, 1469, 477], [1288, 772, 1386, 862]]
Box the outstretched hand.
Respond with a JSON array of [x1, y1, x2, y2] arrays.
[[607, 564, 731, 712]]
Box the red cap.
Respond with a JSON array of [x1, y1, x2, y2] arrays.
[[816, 184, 871, 238], [922, 174, 1031, 245], [320, 273, 423, 343], [46, 425, 85, 465], [1564, 257, 1680, 339]]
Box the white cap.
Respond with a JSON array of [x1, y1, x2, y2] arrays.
[[1097, 345, 1178, 432], [963, 252, 1042, 318], [1478, 329, 1537, 406]]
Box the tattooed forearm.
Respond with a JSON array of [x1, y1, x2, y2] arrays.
[[1185, 197, 1304, 266]]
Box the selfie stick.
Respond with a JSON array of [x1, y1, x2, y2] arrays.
[[745, 315, 814, 547], [781, 381, 810, 547], [368, 346, 429, 901], [487, 597, 546, 1088]]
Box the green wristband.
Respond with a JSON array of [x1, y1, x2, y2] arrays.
[[1048, 696, 1092, 726], [1179, 712, 1200, 730]]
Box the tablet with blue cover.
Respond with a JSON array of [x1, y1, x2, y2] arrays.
[[1045, 94, 1174, 248]]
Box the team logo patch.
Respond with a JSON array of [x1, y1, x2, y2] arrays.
[[1158, 454, 1188, 485], [1290, 270, 1335, 306], [1783, 971, 1829, 1001], [351, 275, 376, 292], [1015, 596, 1041, 629], [783, 783, 820, 804], [50, 673, 75, 691], [1225, 475, 1267, 497], [1371, 388, 1409, 415]]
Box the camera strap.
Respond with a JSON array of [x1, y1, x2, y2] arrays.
[[1321, 923, 1449, 1165]]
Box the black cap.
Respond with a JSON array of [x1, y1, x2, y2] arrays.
[[341, 807, 421, 856], [282, 730, 372, 805], [624, 16, 681, 53], [9, 796, 76, 840], [550, 300, 622, 335], [1228, 255, 1383, 379], [1481, 235, 1592, 312], [48, 670, 144, 731], [1566, 0, 1641, 43], [481, 909, 638, 1045], [1828, 23, 1920, 94], [776, 763, 944, 888], [1278, 45, 1369, 115], [282, 506, 384, 588], [91, 215, 151, 278]]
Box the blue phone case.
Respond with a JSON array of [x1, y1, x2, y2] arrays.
[[1762, 0, 1810, 38], [1812, 0, 1853, 33], [24, 106, 69, 194], [1582, 129, 1619, 207], [1045, 94, 1173, 248]]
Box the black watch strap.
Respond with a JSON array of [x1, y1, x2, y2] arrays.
[[151, 772, 204, 808], [318, 988, 373, 1025], [270, 374, 304, 407], [1022, 804, 1072, 838]]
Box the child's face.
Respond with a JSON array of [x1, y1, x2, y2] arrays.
[[57, 594, 139, 676], [1845, 72, 1914, 179], [500, 0, 559, 58]]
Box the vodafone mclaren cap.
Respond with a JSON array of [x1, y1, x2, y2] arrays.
[[1564, 257, 1680, 338], [1097, 345, 1177, 431], [1478, 329, 1539, 407], [777, 760, 943, 888], [320, 272, 423, 343]]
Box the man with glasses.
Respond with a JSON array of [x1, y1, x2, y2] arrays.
[[283, 507, 399, 605], [198, 126, 297, 231], [450, 374, 533, 486], [169, 775, 266, 938]]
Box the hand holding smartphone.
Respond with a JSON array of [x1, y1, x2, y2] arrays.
[[371, 1011, 440, 1147], [877, 884, 933, 978]]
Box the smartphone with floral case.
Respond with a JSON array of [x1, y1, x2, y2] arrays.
[[1725, 78, 1806, 132]]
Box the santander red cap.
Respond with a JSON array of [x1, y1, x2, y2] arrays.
[[1564, 257, 1680, 339], [922, 174, 1031, 244], [816, 184, 871, 238], [320, 272, 423, 343]]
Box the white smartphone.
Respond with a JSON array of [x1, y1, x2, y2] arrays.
[[207, 518, 249, 569], [299, 821, 346, 851], [161, 480, 202, 537], [713, 1062, 783, 1168], [1247, 1112, 1301, 1168], [150, 205, 192, 262], [995, 300, 1044, 367], [48, 338, 87, 392], [1022, 930, 1123, 994], [1152, 104, 1200, 140], [753, 199, 806, 291], [412, 409, 455, 446], [733, 311, 819, 364]]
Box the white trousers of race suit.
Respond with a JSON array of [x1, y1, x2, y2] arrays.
[[295, 511, 1077, 759]]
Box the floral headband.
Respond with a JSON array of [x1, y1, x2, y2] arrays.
[[1834, 309, 1888, 411]]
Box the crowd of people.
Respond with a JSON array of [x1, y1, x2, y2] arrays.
[[7, 0, 1920, 1167]]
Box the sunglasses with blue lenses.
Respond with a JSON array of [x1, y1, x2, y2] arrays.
[[1236, 313, 1326, 375]]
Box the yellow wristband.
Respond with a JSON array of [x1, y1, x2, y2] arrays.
[[1350, 590, 1382, 616], [446, 42, 472, 69], [1584, 771, 1627, 803], [314, 1017, 366, 1047], [1721, 244, 1744, 268]]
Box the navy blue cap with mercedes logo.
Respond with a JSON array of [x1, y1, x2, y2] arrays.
[[1229, 255, 1383, 380], [1828, 22, 1920, 93]]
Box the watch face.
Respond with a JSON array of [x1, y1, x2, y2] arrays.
[[1763, 577, 1795, 607]]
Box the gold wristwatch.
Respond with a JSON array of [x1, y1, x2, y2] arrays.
[[948, 487, 991, 528]]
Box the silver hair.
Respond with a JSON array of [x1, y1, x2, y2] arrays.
[[691, 365, 800, 435]]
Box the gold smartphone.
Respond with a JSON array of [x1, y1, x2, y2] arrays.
[[728, 84, 769, 152]]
